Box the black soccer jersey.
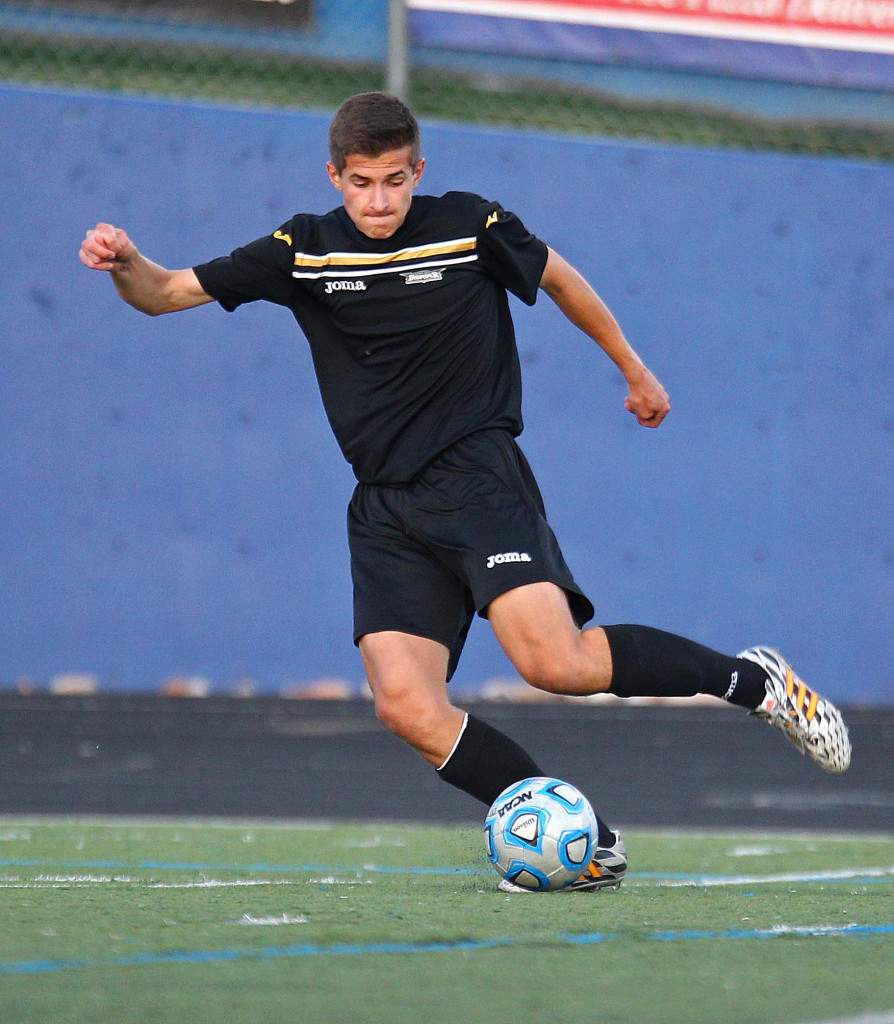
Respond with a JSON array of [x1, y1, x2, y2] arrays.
[[193, 191, 548, 484]]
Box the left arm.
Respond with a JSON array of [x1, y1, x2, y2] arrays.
[[539, 246, 670, 428]]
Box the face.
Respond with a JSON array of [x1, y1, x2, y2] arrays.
[[327, 147, 425, 239]]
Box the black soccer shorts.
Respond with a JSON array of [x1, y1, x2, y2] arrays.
[[348, 429, 594, 678]]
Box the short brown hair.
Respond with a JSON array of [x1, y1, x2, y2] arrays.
[[328, 92, 421, 173]]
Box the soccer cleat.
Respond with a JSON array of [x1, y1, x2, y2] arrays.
[[737, 646, 851, 774], [498, 830, 627, 893], [566, 830, 628, 891]]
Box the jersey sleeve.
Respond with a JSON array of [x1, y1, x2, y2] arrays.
[[192, 220, 298, 311], [475, 200, 549, 306]]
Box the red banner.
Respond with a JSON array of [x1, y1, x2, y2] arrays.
[[409, 0, 894, 52]]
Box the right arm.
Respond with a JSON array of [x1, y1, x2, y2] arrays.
[[79, 222, 214, 316], [540, 247, 670, 428]]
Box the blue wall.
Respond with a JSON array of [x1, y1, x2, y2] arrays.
[[1, 85, 892, 701]]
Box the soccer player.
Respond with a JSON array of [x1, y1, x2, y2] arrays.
[[80, 91, 851, 892]]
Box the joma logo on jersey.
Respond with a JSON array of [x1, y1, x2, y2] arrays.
[[486, 551, 532, 569], [497, 790, 533, 818], [324, 279, 367, 294]]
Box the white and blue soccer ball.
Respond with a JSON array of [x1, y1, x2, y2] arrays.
[[484, 777, 598, 892]]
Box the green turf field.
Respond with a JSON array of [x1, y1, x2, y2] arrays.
[[1, 818, 891, 1024]]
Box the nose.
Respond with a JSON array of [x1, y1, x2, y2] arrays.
[[368, 185, 392, 214]]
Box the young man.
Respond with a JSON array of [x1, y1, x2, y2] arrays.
[[80, 91, 850, 893]]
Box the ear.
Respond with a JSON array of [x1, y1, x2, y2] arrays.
[[327, 162, 343, 192], [412, 156, 425, 188]]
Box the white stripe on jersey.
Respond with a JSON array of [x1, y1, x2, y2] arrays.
[[292, 254, 478, 280]]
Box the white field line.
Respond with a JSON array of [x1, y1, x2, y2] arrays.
[[794, 1012, 894, 1024], [0, 875, 300, 889], [146, 879, 297, 889], [654, 866, 894, 887], [2, 866, 892, 890], [765, 924, 865, 935], [725, 844, 791, 857], [236, 913, 309, 926], [307, 876, 373, 885], [0, 872, 376, 889], [37, 874, 136, 883]]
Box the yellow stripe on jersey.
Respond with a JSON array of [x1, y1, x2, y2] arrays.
[[293, 237, 477, 268]]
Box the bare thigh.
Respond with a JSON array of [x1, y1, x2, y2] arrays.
[[359, 631, 467, 766], [488, 582, 613, 695]]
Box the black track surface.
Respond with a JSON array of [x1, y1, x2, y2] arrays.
[[1, 695, 891, 832]]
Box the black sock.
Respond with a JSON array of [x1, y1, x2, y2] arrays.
[[436, 714, 615, 845], [603, 624, 767, 709], [436, 713, 543, 806]]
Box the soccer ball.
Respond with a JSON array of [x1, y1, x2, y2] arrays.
[[484, 777, 598, 892]]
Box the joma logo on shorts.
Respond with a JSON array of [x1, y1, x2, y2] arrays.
[[324, 279, 367, 294], [486, 551, 532, 569], [497, 790, 533, 818]]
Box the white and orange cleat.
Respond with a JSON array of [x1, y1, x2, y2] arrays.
[[738, 646, 851, 773], [565, 830, 628, 891]]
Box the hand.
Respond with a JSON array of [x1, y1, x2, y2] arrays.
[[624, 365, 670, 428], [79, 223, 135, 272]]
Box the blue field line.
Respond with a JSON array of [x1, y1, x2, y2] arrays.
[[2, 924, 892, 977], [0, 857, 478, 876], [650, 924, 894, 941], [2, 858, 893, 886], [1, 939, 517, 975]]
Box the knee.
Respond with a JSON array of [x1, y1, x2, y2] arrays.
[[514, 639, 611, 696], [520, 654, 582, 695], [373, 678, 447, 747]]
